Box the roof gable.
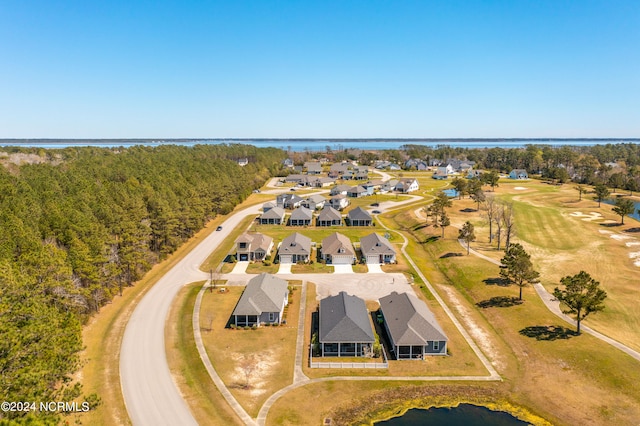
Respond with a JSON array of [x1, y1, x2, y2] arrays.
[[379, 292, 447, 345], [321, 232, 355, 256], [347, 206, 372, 221], [319, 292, 375, 343], [232, 273, 288, 316]]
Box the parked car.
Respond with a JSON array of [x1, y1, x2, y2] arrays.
[[371, 202, 379, 207], [372, 210, 381, 214], [216, 226, 223, 231], [252, 189, 261, 193], [290, 187, 297, 191]]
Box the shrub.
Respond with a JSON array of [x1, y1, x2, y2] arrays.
[[265, 254, 272, 261], [263, 260, 271, 266], [229, 255, 237, 263], [230, 324, 237, 330], [243, 326, 250, 330]]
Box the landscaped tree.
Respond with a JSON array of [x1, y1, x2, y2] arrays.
[[426, 191, 452, 227], [482, 170, 500, 191], [553, 271, 607, 335], [608, 173, 626, 193], [500, 243, 539, 300], [469, 179, 486, 210], [438, 212, 450, 238], [593, 184, 610, 207], [574, 184, 587, 201], [458, 221, 476, 255], [483, 195, 498, 243], [452, 177, 467, 199], [612, 198, 635, 225], [502, 203, 516, 249]]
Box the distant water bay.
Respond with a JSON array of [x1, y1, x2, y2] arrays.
[[2, 138, 638, 151]]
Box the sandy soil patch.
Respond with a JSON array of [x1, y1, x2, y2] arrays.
[[610, 234, 633, 241], [629, 252, 640, 267], [625, 242, 640, 247], [439, 286, 504, 371], [230, 350, 278, 397], [598, 230, 613, 234], [570, 211, 603, 221], [514, 186, 528, 190]]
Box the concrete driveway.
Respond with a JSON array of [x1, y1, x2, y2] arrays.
[[230, 261, 249, 274], [277, 263, 292, 274], [365, 263, 384, 273], [332, 264, 353, 273]]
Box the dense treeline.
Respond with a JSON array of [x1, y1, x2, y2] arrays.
[[0, 144, 284, 421]]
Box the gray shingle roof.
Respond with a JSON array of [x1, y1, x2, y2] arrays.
[[321, 232, 355, 257], [279, 233, 312, 255], [360, 233, 395, 255], [317, 206, 342, 222], [261, 207, 285, 220], [232, 273, 288, 316], [379, 291, 447, 345], [236, 232, 273, 252], [290, 206, 313, 221], [319, 292, 375, 343], [347, 206, 372, 221]]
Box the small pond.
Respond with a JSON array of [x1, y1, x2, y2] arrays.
[[375, 404, 528, 425], [602, 198, 640, 221]]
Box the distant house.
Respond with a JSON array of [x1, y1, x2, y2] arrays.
[[310, 177, 335, 188], [380, 179, 399, 193], [284, 174, 308, 184], [329, 194, 350, 211], [347, 185, 368, 198], [259, 207, 285, 225], [235, 232, 274, 262], [288, 207, 313, 226], [467, 170, 484, 179], [330, 184, 351, 196], [316, 206, 343, 227], [360, 233, 396, 264], [341, 170, 355, 180], [395, 178, 419, 193], [237, 158, 248, 167], [282, 158, 294, 168], [231, 273, 288, 327], [262, 201, 276, 213], [346, 207, 372, 226], [379, 291, 448, 359], [354, 166, 369, 180], [509, 169, 528, 179], [319, 292, 375, 357], [405, 159, 428, 170], [432, 168, 449, 180], [320, 233, 355, 264], [278, 232, 312, 263], [277, 193, 304, 209], [446, 159, 476, 172], [304, 161, 323, 174], [302, 194, 327, 210]]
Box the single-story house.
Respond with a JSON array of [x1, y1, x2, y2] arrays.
[[330, 162, 352, 175], [329, 194, 350, 211], [259, 207, 286, 225], [262, 201, 276, 213], [237, 158, 248, 167], [311, 177, 335, 188], [235, 232, 274, 261], [302, 194, 327, 210], [305, 161, 323, 174], [354, 168, 369, 180], [395, 178, 419, 193], [282, 158, 294, 168], [321, 232, 356, 264], [231, 273, 288, 327], [317, 206, 343, 226], [284, 174, 308, 184], [347, 185, 369, 198], [360, 233, 396, 264], [346, 207, 373, 226], [278, 232, 312, 263], [330, 184, 351, 196], [319, 291, 375, 357], [509, 169, 528, 179], [405, 159, 428, 170], [380, 179, 399, 193], [379, 291, 448, 359], [288, 206, 313, 226], [277, 193, 304, 209]]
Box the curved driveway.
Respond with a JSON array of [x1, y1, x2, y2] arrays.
[[120, 203, 262, 425]]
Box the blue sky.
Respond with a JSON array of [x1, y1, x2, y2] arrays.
[[1, 0, 638, 138]]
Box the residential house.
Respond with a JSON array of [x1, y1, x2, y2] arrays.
[[388, 163, 402, 171], [329, 194, 350, 210], [282, 158, 294, 168], [262, 201, 276, 213], [509, 169, 528, 179], [284, 174, 307, 184], [354, 166, 369, 180], [360, 233, 396, 264], [302, 194, 327, 210], [446, 159, 476, 172], [432, 167, 450, 180], [330, 184, 351, 196], [395, 178, 419, 193], [237, 158, 248, 167], [379, 291, 448, 359], [467, 170, 484, 179], [330, 162, 352, 176], [259, 207, 285, 225], [304, 161, 323, 174], [404, 159, 428, 170], [231, 273, 288, 327], [341, 170, 355, 180], [346, 207, 373, 226], [288, 207, 313, 226], [318, 292, 375, 357], [320, 233, 355, 264], [375, 160, 391, 169], [278, 232, 312, 263], [347, 185, 368, 198], [276, 193, 304, 209], [310, 177, 335, 188], [380, 179, 399, 193], [235, 232, 274, 262], [316, 206, 343, 227]]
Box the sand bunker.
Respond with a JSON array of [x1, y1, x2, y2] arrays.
[[629, 252, 640, 267], [610, 234, 633, 241], [599, 230, 613, 234], [514, 187, 527, 190], [626, 242, 640, 247], [570, 211, 603, 221]]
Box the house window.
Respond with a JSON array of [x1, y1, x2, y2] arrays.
[[433, 341, 439, 351], [269, 312, 276, 322], [239, 242, 247, 249]]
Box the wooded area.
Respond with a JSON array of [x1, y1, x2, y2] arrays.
[[0, 144, 283, 421]]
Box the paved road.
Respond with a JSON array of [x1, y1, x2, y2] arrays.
[[120, 203, 263, 426]]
